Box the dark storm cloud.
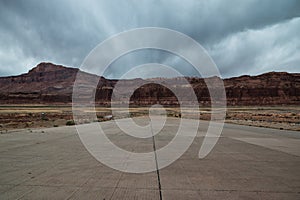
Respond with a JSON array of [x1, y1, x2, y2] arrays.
[[209, 17, 300, 77], [0, 0, 299, 78]]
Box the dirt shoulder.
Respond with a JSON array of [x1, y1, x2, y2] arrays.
[[0, 105, 299, 132]]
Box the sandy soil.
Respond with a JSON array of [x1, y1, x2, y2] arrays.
[[0, 105, 299, 132]]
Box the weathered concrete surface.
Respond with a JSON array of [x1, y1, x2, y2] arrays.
[[0, 117, 299, 199]]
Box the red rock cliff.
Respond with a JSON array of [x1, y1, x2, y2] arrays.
[[0, 63, 299, 105]]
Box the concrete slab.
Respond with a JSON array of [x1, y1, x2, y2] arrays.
[[0, 117, 299, 199], [232, 137, 300, 156]]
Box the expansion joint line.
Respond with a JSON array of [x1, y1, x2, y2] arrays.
[[150, 123, 163, 200]]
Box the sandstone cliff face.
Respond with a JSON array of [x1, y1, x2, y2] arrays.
[[0, 63, 78, 103], [0, 62, 299, 105], [224, 72, 300, 105]]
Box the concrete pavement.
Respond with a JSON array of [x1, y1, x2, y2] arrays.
[[0, 117, 299, 199]]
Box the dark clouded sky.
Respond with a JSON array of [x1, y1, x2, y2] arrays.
[[0, 0, 299, 78]]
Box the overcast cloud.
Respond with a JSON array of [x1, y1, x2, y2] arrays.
[[0, 0, 299, 78]]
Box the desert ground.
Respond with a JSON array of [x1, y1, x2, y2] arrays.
[[0, 105, 299, 132]]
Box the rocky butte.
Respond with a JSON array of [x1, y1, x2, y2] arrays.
[[0, 62, 299, 106]]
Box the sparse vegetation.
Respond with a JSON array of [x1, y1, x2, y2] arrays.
[[41, 113, 49, 121], [0, 105, 299, 131], [66, 120, 75, 126]]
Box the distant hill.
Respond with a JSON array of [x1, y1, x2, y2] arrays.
[[0, 62, 299, 105]]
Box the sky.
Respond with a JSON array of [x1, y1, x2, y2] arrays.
[[0, 0, 299, 78]]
